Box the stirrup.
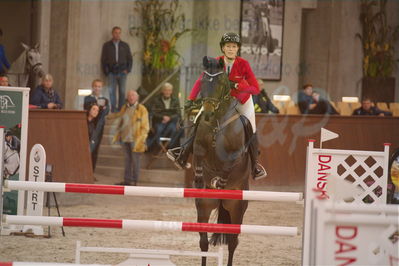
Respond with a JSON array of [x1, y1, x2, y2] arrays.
[[253, 163, 267, 180]]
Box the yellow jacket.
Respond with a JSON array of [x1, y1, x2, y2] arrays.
[[112, 103, 149, 152]]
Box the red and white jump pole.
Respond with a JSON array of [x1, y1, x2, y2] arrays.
[[4, 181, 303, 202], [0, 263, 108, 266], [4, 215, 298, 236]]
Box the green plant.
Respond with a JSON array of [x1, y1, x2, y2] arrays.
[[130, 0, 190, 73], [357, 0, 399, 77]]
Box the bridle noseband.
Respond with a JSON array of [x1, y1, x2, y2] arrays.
[[202, 70, 229, 112], [27, 49, 43, 74]]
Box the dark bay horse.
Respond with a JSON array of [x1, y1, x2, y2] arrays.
[[193, 56, 252, 266]]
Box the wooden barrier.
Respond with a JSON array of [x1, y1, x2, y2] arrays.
[[186, 114, 399, 187], [27, 110, 93, 183]]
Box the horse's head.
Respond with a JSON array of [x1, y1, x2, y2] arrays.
[[22, 43, 44, 78], [200, 56, 230, 121], [3, 144, 20, 177]]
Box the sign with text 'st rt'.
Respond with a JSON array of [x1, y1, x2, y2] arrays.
[[23, 144, 46, 235]]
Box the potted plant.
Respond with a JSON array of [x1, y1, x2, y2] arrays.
[[130, 0, 190, 98], [357, 0, 399, 102]]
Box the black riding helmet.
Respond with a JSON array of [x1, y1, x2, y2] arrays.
[[219, 32, 241, 52]]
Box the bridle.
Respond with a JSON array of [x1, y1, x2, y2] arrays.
[[27, 49, 43, 74], [201, 70, 230, 112]]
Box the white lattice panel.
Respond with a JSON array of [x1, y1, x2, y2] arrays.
[[302, 141, 390, 265]]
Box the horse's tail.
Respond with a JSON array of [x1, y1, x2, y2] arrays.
[[209, 202, 231, 246]]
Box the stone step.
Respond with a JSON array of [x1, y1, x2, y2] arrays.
[[94, 166, 184, 186], [97, 154, 124, 167], [103, 124, 117, 134], [98, 144, 124, 156], [100, 134, 114, 145]]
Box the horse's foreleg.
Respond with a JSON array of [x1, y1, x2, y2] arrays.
[[227, 235, 238, 266], [199, 232, 208, 266], [196, 198, 219, 266]]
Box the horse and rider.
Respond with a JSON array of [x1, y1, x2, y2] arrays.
[[166, 32, 268, 266], [167, 32, 267, 181], [3, 130, 21, 178]]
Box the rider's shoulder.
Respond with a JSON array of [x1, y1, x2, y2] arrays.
[[234, 56, 249, 65]]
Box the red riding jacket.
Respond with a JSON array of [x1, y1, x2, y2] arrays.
[[188, 56, 260, 104]]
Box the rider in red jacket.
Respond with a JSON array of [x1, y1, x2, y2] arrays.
[[167, 32, 267, 180]]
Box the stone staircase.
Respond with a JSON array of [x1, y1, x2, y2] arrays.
[[94, 117, 185, 187]]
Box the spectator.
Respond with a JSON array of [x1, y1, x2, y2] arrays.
[[147, 82, 181, 150], [111, 90, 149, 186], [352, 98, 392, 116], [0, 28, 11, 75], [86, 103, 100, 170], [101, 26, 133, 113], [84, 79, 109, 169], [84, 79, 110, 119], [0, 73, 9, 86], [298, 84, 338, 115], [253, 78, 279, 114], [30, 74, 63, 109], [5, 130, 20, 153]]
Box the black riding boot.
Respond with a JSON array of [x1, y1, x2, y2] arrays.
[[167, 123, 198, 169], [249, 133, 267, 180]]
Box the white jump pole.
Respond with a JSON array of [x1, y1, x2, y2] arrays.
[[4, 215, 299, 236], [4, 181, 303, 202]]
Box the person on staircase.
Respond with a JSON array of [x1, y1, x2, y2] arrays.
[[86, 103, 100, 170], [110, 90, 149, 186], [84, 79, 110, 170]]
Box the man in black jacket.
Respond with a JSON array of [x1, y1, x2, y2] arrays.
[[148, 82, 181, 150], [253, 78, 279, 114], [352, 97, 392, 116], [298, 84, 338, 115], [101, 26, 133, 112]]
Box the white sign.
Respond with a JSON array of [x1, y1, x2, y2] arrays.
[[314, 203, 399, 265], [23, 144, 46, 235], [302, 141, 390, 265]]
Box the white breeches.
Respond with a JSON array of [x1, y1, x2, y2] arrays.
[[194, 97, 257, 133]]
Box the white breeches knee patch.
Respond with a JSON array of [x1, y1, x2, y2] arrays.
[[236, 97, 256, 133]]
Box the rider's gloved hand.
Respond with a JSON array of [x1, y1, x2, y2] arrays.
[[184, 100, 194, 112], [229, 81, 238, 90]]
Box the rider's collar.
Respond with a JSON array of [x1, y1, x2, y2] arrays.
[[223, 55, 236, 64]]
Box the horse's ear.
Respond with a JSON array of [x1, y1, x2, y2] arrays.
[[203, 56, 210, 69], [218, 57, 224, 68], [34, 43, 40, 50], [21, 42, 29, 50]]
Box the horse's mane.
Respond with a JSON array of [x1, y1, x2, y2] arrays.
[[9, 49, 26, 74], [201, 56, 231, 99]]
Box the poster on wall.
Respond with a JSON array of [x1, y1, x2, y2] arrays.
[[0, 86, 29, 217], [240, 0, 285, 80], [390, 148, 399, 203]]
